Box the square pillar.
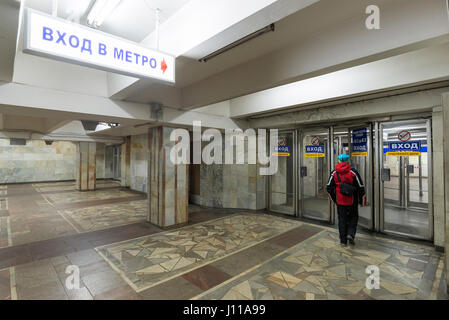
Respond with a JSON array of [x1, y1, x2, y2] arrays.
[[441, 93, 449, 293], [147, 127, 188, 228], [76, 142, 96, 191], [121, 136, 131, 187], [432, 107, 445, 250]]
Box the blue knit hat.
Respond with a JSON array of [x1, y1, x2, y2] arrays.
[[338, 154, 350, 162]]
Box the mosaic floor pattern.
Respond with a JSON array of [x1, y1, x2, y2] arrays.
[[61, 199, 148, 232], [31, 181, 74, 187], [44, 188, 139, 204], [34, 180, 121, 193], [196, 230, 444, 300], [0, 216, 9, 247], [96, 214, 303, 292], [0, 180, 150, 248], [34, 185, 76, 192]]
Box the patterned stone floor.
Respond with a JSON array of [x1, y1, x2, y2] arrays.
[[96, 214, 303, 292], [0, 180, 149, 248], [196, 229, 446, 300], [43, 188, 139, 205], [61, 199, 147, 233], [33, 180, 122, 193], [0, 181, 447, 300]]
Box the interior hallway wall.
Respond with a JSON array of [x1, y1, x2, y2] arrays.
[[121, 137, 131, 187], [200, 139, 266, 210], [0, 139, 76, 183], [130, 134, 148, 193], [189, 164, 201, 205], [104, 145, 114, 179], [96, 143, 106, 179]]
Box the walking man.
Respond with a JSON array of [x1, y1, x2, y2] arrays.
[[327, 154, 365, 246]]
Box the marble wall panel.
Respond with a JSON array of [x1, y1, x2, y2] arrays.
[[121, 136, 131, 187], [104, 146, 114, 179], [96, 143, 105, 179], [0, 139, 76, 183], [75, 142, 96, 191], [200, 139, 266, 210], [432, 111, 445, 248], [130, 134, 148, 193], [147, 127, 188, 228], [200, 163, 224, 208]]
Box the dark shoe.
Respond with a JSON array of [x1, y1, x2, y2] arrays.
[[339, 242, 347, 247], [347, 235, 355, 245]]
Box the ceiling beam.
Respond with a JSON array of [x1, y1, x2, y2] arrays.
[[0, 81, 245, 132], [230, 42, 449, 118], [43, 118, 73, 134], [107, 0, 318, 98], [180, 0, 449, 109], [249, 87, 446, 129]]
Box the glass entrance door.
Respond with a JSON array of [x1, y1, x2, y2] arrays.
[[300, 129, 331, 222], [379, 120, 433, 240], [349, 125, 374, 230], [269, 131, 297, 215]]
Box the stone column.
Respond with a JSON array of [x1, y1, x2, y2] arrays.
[[121, 136, 131, 187], [441, 93, 449, 293], [147, 127, 188, 228], [75, 142, 96, 191], [432, 107, 445, 250]]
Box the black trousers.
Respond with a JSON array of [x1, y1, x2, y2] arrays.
[[337, 204, 359, 244]]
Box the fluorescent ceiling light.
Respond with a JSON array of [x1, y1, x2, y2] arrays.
[[87, 0, 121, 27], [199, 24, 275, 63]]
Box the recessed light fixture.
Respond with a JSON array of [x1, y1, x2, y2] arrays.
[[87, 0, 121, 28]]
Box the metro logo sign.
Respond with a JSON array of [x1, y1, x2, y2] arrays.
[[23, 9, 175, 83]]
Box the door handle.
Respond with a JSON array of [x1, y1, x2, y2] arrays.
[[381, 168, 390, 181], [300, 166, 307, 177]]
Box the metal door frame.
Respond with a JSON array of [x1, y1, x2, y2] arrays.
[[268, 130, 298, 216], [347, 123, 375, 231], [112, 145, 121, 180], [298, 127, 332, 223], [378, 119, 433, 241]]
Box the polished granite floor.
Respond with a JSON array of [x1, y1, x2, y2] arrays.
[[0, 181, 447, 300], [2, 180, 147, 247], [97, 214, 303, 292]]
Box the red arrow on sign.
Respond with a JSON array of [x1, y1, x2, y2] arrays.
[[161, 59, 168, 74]]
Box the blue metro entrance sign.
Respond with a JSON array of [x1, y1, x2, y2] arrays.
[[23, 9, 175, 82]]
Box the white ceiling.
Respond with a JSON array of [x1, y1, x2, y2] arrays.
[[11, 0, 449, 117], [123, 0, 395, 102], [100, 0, 191, 42], [24, 0, 191, 42]]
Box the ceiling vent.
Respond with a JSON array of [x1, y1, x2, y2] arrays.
[[10, 138, 26, 146], [81, 120, 100, 131]]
